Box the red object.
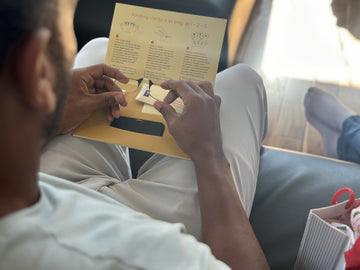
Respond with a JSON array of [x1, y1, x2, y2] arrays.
[[332, 188, 355, 209], [345, 238, 360, 270]]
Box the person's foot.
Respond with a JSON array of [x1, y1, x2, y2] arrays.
[[304, 87, 352, 158], [305, 87, 352, 131], [306, 115, 341, 158]]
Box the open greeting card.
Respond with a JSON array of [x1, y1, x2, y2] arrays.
[[73, 3, 227, 159]]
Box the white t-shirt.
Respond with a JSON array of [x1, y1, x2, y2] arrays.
[[0, 173, 230, 270]]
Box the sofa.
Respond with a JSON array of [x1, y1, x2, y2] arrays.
[[74, 1, 360, 269], [251, 147, 360, 269]]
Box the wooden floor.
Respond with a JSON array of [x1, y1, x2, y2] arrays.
[[234, 0, 360, 157], [262, 77, 360, 156]]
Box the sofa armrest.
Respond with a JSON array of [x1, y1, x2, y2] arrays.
[[227, 0, 255, 66], [250, 146, 360, 269]]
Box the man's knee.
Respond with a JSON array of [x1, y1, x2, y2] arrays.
[[73, 37, 109, 69], [229, 64, 263, 85]]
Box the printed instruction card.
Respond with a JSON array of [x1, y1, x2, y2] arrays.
[[106, 3, 226, 84], [73, 3, 227, 158]]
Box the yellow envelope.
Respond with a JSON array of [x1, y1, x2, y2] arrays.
[[73, 3, 227, 159]]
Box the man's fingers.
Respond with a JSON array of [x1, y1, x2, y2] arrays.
[[91, 91, 127, 111], [94, 77, 122, 93], [163, 90, 179, 104], [160, 80, 195, 101], [197, 81, 215, 97], [111, 104, 121, 119], [214, 95, 222, 109], [86, 64, 129, 83], [154, 101, 178, 127], [106, 107, 114, 122], [91, 92, 125, 121], [160, 80, 215, 104]]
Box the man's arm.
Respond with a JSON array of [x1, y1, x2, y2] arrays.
[[154, 80, 269, 270]]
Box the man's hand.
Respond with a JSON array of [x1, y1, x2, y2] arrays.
[[56, 64, 129, 135], [155, 80, 269, 270], [154, 80, 224, 163]]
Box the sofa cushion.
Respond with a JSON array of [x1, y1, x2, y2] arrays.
[[250, 146, 360, 269]]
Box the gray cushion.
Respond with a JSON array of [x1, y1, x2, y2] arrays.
[[250, 147, 360, 269]]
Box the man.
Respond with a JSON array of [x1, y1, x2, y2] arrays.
[[0, 0, 269, 269]]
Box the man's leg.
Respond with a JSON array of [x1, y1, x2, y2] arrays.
[[100, 64, 267, 239]]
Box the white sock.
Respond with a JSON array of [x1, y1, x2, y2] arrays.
[[304, 87, 351, 131], [306, 114, 340, 158], [304, 87, 352, 158]]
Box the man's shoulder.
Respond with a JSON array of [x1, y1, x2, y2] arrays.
[[0, 173, 185, 268], [0, 173, 229, 270]]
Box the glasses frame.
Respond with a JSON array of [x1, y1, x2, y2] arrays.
[[125, 78, 161, 101]]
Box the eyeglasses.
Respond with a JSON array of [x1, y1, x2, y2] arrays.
[[125, 78, 161, 101], [122, 77, 184, 113]]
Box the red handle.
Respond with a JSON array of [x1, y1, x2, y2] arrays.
[[332, 187, 355, 209]]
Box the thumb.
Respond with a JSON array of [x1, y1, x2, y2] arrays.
[[154, 101, 177, 125], [91, 91, 127, 110]]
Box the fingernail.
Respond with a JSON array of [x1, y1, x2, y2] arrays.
[[119, 78, 129, 83], [160, 82, 168, 89], [115, 95, 121, 103], [115, 94, 128, 106], [114, 110, 121, 119]]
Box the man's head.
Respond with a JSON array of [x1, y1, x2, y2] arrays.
[[0, 0, 78, 137], [0, 0, 78, 214]]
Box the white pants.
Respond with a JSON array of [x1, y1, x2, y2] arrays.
[[40, 38, 268, 240]]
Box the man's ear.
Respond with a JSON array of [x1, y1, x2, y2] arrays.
[[13, 28, 57, 114]]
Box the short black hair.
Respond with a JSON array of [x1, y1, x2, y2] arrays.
[[0, 0, 58, 71]]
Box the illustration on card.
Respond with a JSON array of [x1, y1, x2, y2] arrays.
[[191, 32, 209, 48], [120, 21, 139, 34], [154, 26, 172, 43]]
